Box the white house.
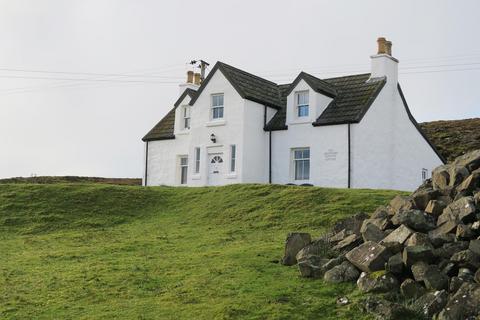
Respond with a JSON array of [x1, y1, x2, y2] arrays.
[[142, 38, 445, 191]]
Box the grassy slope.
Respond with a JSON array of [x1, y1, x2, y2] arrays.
[[0, 184, 404, 320]]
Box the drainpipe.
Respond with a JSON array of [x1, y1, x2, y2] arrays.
[[144, 141, 149, 186], [347, 124, 351, 188], [264, 106, 272, 184]]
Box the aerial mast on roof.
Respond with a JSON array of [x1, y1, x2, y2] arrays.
[[189, 59, 210, 81]]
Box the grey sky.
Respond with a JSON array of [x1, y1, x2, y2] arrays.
[[1, 0, 479, 179]]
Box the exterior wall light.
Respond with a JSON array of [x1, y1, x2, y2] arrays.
[[210, 133, 216, 143]]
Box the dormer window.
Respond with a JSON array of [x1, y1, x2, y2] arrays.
[[182, 106, 191, 130], [211, 94, 224, 120], [295, 91, 309, 117]]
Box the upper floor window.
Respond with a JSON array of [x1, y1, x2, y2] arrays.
[[211, 94, 224, 120], [293, 148, 310, 180], [295, 91, 309, 117], [183, 106, 191, 130]]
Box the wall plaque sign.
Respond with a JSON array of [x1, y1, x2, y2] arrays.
[[324, 149, 338, 161]]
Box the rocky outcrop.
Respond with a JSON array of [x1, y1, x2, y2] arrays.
[[280, 150, 480, 319]]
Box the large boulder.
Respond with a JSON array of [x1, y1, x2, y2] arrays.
[[332, 233, 361, 252], [433, 241, 469, 260], [357, 271, 399, 293], [469, 239, 480, 255], [456, 223, 476, 240], [450, 249, 480, 269], [391, 209, 435, 232], [429, 221, 458, 247], [437, 196, 476, 226], [346, 241, 392, 273], [405, 232, 433, 248], [332, 212, 369, 236], [425, 200, 447, 217], [411, 188, 440, 211], [453, 149, 480, 172], [389, 195, 415, 215], [361, 223, 385, 243], [362, 297, 409, 320], [403, 245, 434, 267], [432, 165, 451, 190], [423, 265, 448, 291], [448, 164, 470, 188], [436, 282, 480, 320], [297, 255, 329, 278], [411, 261, 429, 282], [323, 261, 360, 283], [385, 252, 403, 275], [456, 168, 480, 195], [281, 232, 311, 265]]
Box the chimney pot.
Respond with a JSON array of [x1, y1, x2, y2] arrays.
[[377, 37, 387, 54], [385, 41, 392, 56], [194, 73, 201, 85], [187, 71, 194, 84]]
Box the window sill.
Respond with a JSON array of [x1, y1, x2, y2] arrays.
[[191, 175, 201, 180], [225, 173, 237, 179], [206, 119, 226, 127]]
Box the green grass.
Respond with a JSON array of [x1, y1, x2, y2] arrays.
[[0, 183, 405, 319]]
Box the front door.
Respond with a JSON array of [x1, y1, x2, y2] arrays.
[[208, 154, 224, 186]]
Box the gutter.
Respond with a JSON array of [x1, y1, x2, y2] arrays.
[[144, 141, 149, 186]]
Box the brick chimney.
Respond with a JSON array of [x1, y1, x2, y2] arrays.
[[370, 37, 398, 85], [179, 70, 199, 95]]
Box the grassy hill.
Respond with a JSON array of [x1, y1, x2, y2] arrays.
[[421, 117, 480, 162], [0, 183, 404, 319]]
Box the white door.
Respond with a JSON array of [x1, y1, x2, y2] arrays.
[[208, 154, 224, 186]]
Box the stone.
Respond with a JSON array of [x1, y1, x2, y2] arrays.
[[414, 290, 448, 318], [474, 268, 480, 284], [474, 192, 480, 206], [321, 255, 346, 272], [411, 261, 429, 282], [328, 229, 350, 243], [440, 261, 457, 277], [434, 241, 469, 259], [437, 196, 476, 226], [371, 206, 393, 219], [454, 149, 480, 172], [458, 267, 475, 281], [389, 195, 415, 215], [323, 261, 360, 283], [361, 223, 385, 243], [332, 212, 369, 236], [403, 245, 434, 267], [336, 296, 349, 306], [448, 164, 470, 187], [400, 278, 426, 299], [361, 217, 391, 232], [456, 223, 475, 240], [412, 188, 440, 211], [296, 238, 332, 262], [432, 165, 451, 190], [423, 265, 448, 291], [405, 232, 433, 248], [332, 233, 361, 252], [425, 200, 447, 217], [346, 241, 392, 273], [456, 169, 480, 195], [357, 271, 399, 293], [381, 224, 413, 246], [450, 249, 480, 269], [391, 209, 435, 232], [386, 253, 403, 275], [297, 256, 329, 278], [362, 297, 408, 320], [436, 282, 480, 320], [449, 277, 465, 294], [469, 239, 480, 255], [429, 221, 458, 244], [281, 232, 311, 265], [430, 232, 456, 248]]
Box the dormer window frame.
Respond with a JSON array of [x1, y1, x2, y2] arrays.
[[211, 93, 224, 120], [182, 105, 191, 130], [295, 90, 309, 118]]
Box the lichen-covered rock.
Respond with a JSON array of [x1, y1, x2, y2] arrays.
[[357, 271, 399, 293], [400, 278, 426, 299], [432, 165, 451, 190], [332, 212, 369, 236], [323, 261, 360, 283], [434, 241, 469, 260], [405, 232, 433, 248], [425, 199, 447, 217], [297, 255, 329, 278], [321, 255, 346, 272], [362, 297, 408, 320], [389, 195, 415, 215], [469, 239, 480, 256], [436, 282, 480, 320], [429, 221, 458, 246], [411, 261, 429, 282], [332, 233, 361, 252], [381, 224, 413, 246], [456, 223, 475, 240], [437, 196, 476, 226], [346, 241, 392, 273], [423, 265, 448, 291], [414, 290, 448, 318], [412, 188, 440, 211], [450, 249, 480, 269], [361, 223, 385, 243], [281, 232, 311, 266], [386, 252, 403, 275]]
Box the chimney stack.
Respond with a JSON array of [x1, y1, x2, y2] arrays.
[[187, 71, 194, 84], [194, 73, 201, 85], [179, 70, 200, 95], [370, 37, 398, 85]]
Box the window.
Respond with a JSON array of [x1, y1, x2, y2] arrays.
[[296, 91, 309, 117], [194, 147, 200, 174], [180, 156, 188, 184], [422, 168, 428, 181], [230, 145, 236, 172], [293, 148, 310, 180], [183, 106, 191, 129], [211, 94, 224, 119]]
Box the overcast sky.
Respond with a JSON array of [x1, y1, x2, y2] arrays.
[[1, 0, 479, 179]]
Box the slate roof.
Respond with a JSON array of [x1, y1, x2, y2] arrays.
[[142, 62, 387, 140]]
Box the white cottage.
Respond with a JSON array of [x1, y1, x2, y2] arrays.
[[142, 38, 445, 191]]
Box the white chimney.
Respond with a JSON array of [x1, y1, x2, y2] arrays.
[[370, 37, 398, 85], [179, 71, 200, 95]]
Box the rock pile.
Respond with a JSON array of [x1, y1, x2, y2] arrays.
[[281, 150, 480, 320]]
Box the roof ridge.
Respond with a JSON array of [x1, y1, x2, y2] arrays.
[[217, 61, 279, 86]]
